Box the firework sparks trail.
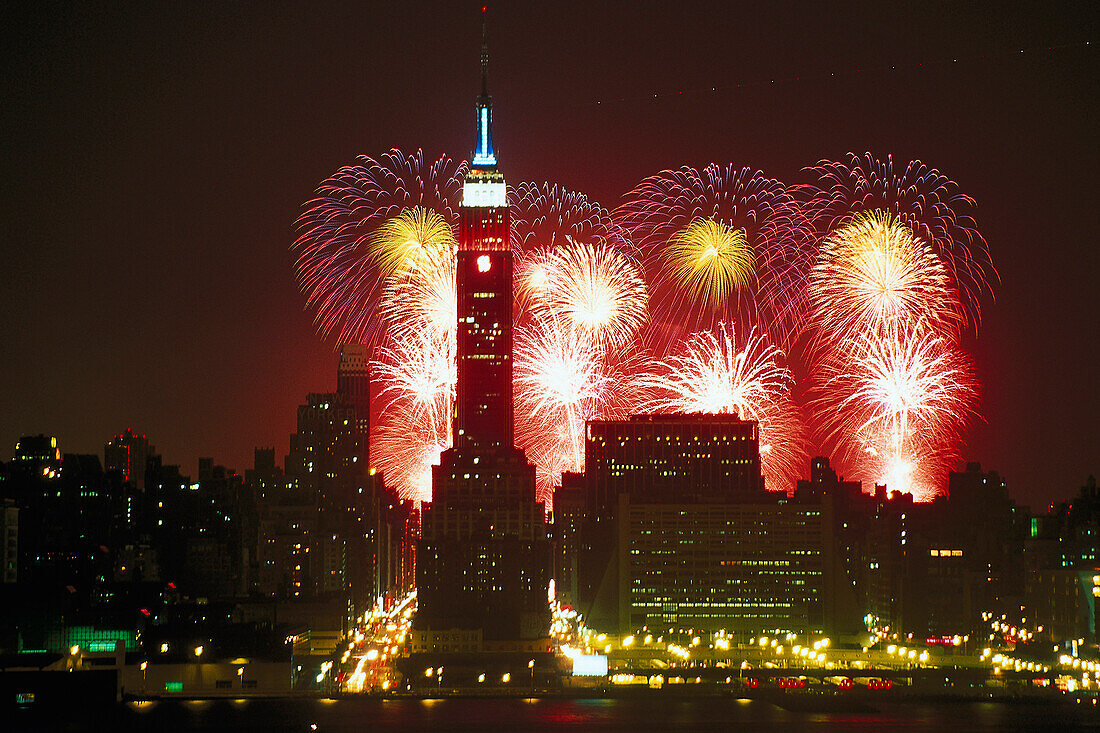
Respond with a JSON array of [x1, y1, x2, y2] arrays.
[[375, 207, 458, 345], [804, 210, 963, 352], [372, 328, 456, 502], [293, 150, 467, 347], [812, 318, 978, 500], [614, 164, 815, 348], [293, 150, 994, 505], [510, 181, 633, 252], [515, 320, 605, 476], [515, 240, 648, 351], [297, 164, 647, 501], [637, 324, 808, 492], [512, 233, 649, 499], [514, 315, 645, 502], [802, 152, 996, 330]]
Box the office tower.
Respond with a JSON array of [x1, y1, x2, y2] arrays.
[[337, 344, 370, 467], [413, 15, 550, 656], [104, 429, 152, 491], [578, 413, 824, 637]]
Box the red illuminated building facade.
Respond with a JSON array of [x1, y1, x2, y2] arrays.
[[413, 21, 550, 656]]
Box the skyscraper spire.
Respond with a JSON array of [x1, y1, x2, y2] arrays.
[[480, 5, 489, 99], [471, 5, 497, 168]]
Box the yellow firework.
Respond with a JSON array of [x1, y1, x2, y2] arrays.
[[807, 210, 960, 343], [373, 207, 458, 343], [665, 218, 756, 308], [371, 206, 456, 280]]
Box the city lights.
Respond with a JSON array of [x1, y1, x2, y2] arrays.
[[4, 5, 1094, 724]]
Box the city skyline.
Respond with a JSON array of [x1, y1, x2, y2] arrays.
[[0, 2, 1096, 511]]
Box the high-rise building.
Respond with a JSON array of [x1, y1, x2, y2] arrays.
[[576, 414, 824, 636], [104, 429, 152, 491], [272, 351, 406, 623], [585, 413, 768, 514], [615, 496, 825, 636], [337, 344, 370, 467], [413, 16, 550, 657]]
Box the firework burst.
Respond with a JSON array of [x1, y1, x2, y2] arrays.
[[637, 324, 808, 492], [293, 150, 467, 346], [514, 316, 643, 502], [805, 210, 963, 349], [803, 152, 996, 329], [512, 237, 649, 500], [293, 148, 995, 505], [812, 318, 978, 501], [666, 219, 756, 309], [515, 321, 606, 477], [375, 207, 458, 345], [615, 163, 814, 347], [515, 240, 648, 351]]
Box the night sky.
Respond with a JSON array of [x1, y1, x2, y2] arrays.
[[1, 2, 1095, 511]]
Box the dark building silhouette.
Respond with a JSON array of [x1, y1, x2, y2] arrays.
[[413, 22, 550, 656], [1021, 475, 1100, 645], [104, 430, 152, 491], [551, 472, 585, 608], [1, 499, 17, 584], [793, 457, 868, 638], [337, 345, 371, 468], [585, 413, 768, 513], [262, 349, 410, 625]]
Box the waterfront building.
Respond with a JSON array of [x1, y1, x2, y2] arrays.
[[577, 413, 825, 637]]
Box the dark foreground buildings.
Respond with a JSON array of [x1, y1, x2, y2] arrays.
[[562, 426, 1099, 647], [411, 28, 551, 657], [574, 414, 827, 637], [0, 345, 412, 667]]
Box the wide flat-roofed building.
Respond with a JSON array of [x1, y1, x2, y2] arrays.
[[617, 495, 824, 635], [578, 413, 825, 636], [585, 413, 767, 515]]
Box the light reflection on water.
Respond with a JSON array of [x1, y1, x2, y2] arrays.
[[13, 697, 1099, 732]]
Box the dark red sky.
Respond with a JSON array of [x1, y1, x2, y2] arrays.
[[1, 2, 1096, 511]]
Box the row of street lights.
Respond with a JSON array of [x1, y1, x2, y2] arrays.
[[423, 659, 537, 688]]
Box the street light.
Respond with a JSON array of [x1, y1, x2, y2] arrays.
[[238, 666, 245, 689], [528, 659, 535, 687], [194, 645, 204, 658], [140, 661, 148, 693]]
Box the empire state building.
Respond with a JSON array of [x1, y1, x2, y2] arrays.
[[411, 12, 551, 657]]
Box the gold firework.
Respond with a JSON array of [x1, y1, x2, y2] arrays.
[[664, 218, 756, 309]]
